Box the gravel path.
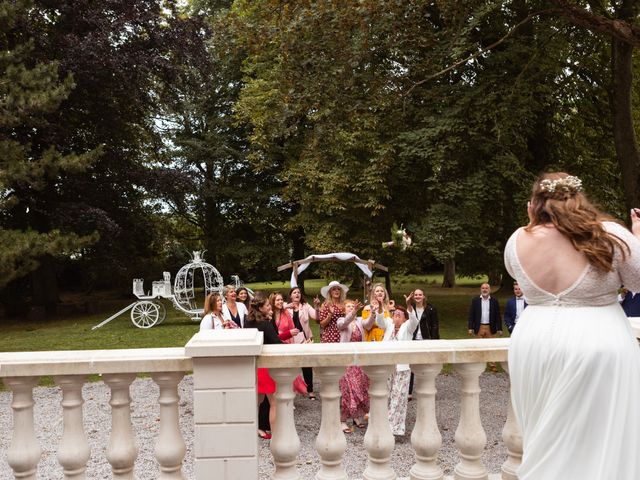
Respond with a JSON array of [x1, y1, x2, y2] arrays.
[[0, 372, 510, 479]]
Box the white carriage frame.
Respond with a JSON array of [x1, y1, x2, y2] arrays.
[[93, 252, 225, 330]]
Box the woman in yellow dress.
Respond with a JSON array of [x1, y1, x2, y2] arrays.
[[361, 282, 392, 342]]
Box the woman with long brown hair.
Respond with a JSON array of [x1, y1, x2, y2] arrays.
[[245, 292, 296, 440], [269, 292, 298, 344], [286, 287, 319, 398], [199, 292, 229, 330], [504, 172, 640, 479]]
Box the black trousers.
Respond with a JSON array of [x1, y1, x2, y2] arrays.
[[302, 367, 313, 393], [259, 396, 270, 431]]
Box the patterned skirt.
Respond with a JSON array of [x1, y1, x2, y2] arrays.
[[387, 370, 411, 435], [340, 366, 370, 422]]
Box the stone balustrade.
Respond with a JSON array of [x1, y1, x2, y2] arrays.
[[256, 338, 514, 480], [15, 326, 638, 479], [0, 347, 192, 480]]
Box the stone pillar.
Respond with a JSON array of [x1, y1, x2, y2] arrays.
[[103, 373, 138, 480], [409, 363, 444, 480], [53, 375, 91, 480], [453, 363, 488, 480], [151, 371, 187, 479], [270, 367, 301, 480], [5, 376, 41, 480], [185, 329, 263, 480], [314, 366, 347, 480], [500, 362, 522, 480], [362, 364, 396, 480]]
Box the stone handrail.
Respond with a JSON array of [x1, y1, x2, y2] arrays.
[[257, 337, 510, 368], [0, 347, 191, 377]]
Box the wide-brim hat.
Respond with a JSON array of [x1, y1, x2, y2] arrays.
[[320, 280, 349, 299]]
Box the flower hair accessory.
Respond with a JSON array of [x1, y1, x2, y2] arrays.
[[539, 176, 583, 194]]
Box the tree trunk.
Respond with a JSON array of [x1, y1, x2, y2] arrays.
[[202, 160, 222, 268], [383, 271, 392, 296], [488, 270, 502, 289], [610, 37, 640, 212], [31, 255, 59, 316], [442, 259, 456, 288]]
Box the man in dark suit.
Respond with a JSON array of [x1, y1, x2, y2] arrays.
[[504, 282, 527, 334], [620, 287, 640, 317], [468, 283, 502, 338]]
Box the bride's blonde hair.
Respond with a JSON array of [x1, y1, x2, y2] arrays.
[[526, 172, 627, 272]]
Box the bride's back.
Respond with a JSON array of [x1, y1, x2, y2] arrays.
[[516, 225, 589, 295]]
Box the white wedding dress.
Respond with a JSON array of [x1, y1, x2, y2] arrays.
[[504, 221, 640, 480]]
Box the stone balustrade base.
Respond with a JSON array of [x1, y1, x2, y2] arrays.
[[367, 476, 502, 480]]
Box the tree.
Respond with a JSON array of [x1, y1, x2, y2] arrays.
[[150, 2, 292, 280], [0, 0, 99, 307], [550, 0, 640, 212]]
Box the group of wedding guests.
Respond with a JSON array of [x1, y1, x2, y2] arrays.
[[199, 280, 441, 438]]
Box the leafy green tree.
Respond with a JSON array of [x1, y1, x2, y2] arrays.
[[0, 0, 99, 305], [150, 2, 291, 280]]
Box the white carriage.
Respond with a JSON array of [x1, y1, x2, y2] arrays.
[[93, 251, 225, 330]]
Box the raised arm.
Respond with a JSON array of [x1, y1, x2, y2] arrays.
[[367, 299, 387, 330], [337, 310, 357, 330], [337, 300, 362, 330], [606, 220, 640, 293], [312, 296, 321, 322], [319, 304, 334, 328], [406, 309, 420, 334]]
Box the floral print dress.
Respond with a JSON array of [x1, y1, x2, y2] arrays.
[[339, 327, 370, 422], [387, 328, 411, 435]]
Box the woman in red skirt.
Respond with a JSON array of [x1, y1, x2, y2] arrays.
[[245, 292, 298, 439]]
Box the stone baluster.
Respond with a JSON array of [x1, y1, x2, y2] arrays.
[[151, 372, 186, 479], [500, 362, 522, 480], [103, 373, 138, 479], [453, 363, 488, 480], [270, 367, 302, 480], [53, 375, 91, 479], [314, 366, 347, 480], [362, 364, 396, 480], [5, 376, 41, 480], [409, 363, 444, 480]]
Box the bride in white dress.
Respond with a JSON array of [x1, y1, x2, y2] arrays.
[[504, 172, 640, 480]]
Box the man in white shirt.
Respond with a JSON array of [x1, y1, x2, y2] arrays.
[[504, 282, 527, 334], [467, 283, 502, 338]]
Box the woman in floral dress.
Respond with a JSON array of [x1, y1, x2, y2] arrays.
[[318, 280, 348, 343], [373, 292, 419, 435], [337, 299, 374, 432]]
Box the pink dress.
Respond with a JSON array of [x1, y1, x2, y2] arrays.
[[275, 310, 296, 344], [320, 304, 343, 343], [339, 327, 370, 422]]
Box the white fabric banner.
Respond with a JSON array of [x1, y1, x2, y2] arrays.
[[289, 252, 374, 287]]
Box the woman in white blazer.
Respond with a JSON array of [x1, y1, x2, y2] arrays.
[[373, 292, 419, 435]]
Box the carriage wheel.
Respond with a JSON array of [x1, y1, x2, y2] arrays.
[[130, 301, 160, 329], [156, 302, 167, 325]]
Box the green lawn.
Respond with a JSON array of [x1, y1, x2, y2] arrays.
[[0, 274, 511, 354], [0, 275, 513, 389]]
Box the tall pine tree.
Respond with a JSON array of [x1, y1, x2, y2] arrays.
[[0, 1, 98, 311]]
